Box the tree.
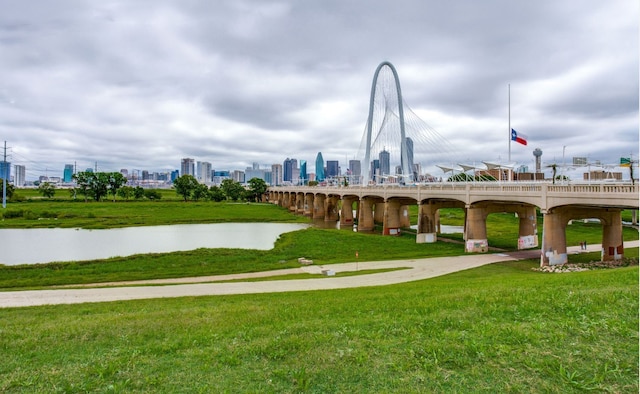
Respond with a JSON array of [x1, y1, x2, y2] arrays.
[[73, 172, 93, 202], [117, 186, 134, 200], [221, 179, 245, 201], [133, 186, 145, 200], [192, 183, 209, 201], [72, 171, 124, 202], [246, 177, 268, 202], [209, 185, 225, 202], [107, 172, 127, 202], [173, 175, 199, 201], [0, 179, 14, 200], [37, 182, 56, 199]]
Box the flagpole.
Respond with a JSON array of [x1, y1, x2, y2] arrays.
[[508, 84, 511, 163]]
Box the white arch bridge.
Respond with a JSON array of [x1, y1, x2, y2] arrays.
[[268, 182, 639, 266]]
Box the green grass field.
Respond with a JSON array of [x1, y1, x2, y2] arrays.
[[0, 261, 637, 393], [0, 195, 638, 392]]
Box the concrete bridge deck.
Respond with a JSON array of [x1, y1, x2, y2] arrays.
[[269, 182, 638, 266]]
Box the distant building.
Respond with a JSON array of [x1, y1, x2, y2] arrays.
[[348, 160, 361, 184], [315, 152, 325, 182], [197, 161, 212, 183], [181, 158, 195, 177], [63, 164, 74, 183], [213, 170, 231, 185], [170, 170, 180, 182], [14, 164, 25, 187], [299, 160, 307, 185], [326, 160, 339, 178], [371, 159, 380, 182], [584, 171, 622, 181], [232, 170, 245, 183], [379, 150, 390, 177], [283, 158, 297, 183], [0, 161, 10, 182], [271, 164, 283, 186]]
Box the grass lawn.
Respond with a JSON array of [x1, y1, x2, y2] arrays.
[[0, 195, 637, 392], [0, 261, 636, 393]]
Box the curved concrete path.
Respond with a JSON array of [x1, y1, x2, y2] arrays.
[[0, 241, 635, 308]]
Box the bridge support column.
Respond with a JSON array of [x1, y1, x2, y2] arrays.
[[313, 194, 325, 219], [325, 196, 340, 222], [541, 210, 568, 266], [417, 202, 438, 243], [288, 193, 297, 212], [358, 197, 375, 231], [602, 210, 624, 261], [374, 202, 385, 224], [464, 206, 488, 252], [383, 200, 402, 235], [295, 193, 304, 214], [303, 194, 313, 216], [517, 206, 539, 249], [340, 196, 357, 226], [400, 205, 410, 228]]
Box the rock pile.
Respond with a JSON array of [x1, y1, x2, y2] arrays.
[[535, 257, 638, 273]]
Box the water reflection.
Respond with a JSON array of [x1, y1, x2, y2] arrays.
[[0, 223, 309, 266]]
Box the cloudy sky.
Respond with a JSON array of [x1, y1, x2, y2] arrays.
[[1, 0, 638, 181]]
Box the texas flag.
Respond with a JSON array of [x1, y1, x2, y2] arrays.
[[511, 128, 527, 146]]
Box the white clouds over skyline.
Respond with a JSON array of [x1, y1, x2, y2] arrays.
[[0, 0, 637, 180]]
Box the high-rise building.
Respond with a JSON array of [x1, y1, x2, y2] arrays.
[[283, 158, 298, 184], [232, 170, 245, 183], [197, 161, 212, 183], [371, 159, 380, 182], [348, 159, 361, 184], [402, 137, 415, 181], [315, 152, 325, 182], [245, 165, 267, 183], [326, 160, 339, 178], [299, 160, 307, 185], [63, 164, 74, 183], [181, 158, 195, 177], [171, 170, 180, 181], [14, 164, 25, 187], [0, 161, 11, 182], [379, 149, 390, 177], [271, 164, 283, 186]]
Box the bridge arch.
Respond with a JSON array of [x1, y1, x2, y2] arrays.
[[362, 61, 411, 185]]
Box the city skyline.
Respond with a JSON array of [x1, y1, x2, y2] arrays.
[[0, 1, 637, 182]]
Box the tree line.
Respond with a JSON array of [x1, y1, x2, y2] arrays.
[[173, 175, 267, 202], [1, 173, 268, 203]]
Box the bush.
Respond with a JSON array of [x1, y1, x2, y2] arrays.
[[144, 189, 162, 200], [2, 209, 24, 219]]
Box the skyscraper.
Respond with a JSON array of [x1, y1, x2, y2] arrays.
[[402, 137, 415, 181], [63, 164, 74, 183], [197, 161, 212, 183], [271, 164, 283, 186], [283, 158, 298, 184], [14, 165, 25, 187], [315, 152, 325, 182], [348, 159, 361, 184], [326, 160, 339, 178], [299, 160, 307, 185], [379, 149, 390, 177], [371, 159, 380, 182], [0, 161, 10, 182], [181, 158, 195, 177]]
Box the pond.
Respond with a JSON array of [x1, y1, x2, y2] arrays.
[[0, 223, 309, 266]]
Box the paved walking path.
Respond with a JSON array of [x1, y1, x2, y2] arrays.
[[1, 241, 636, 308]]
